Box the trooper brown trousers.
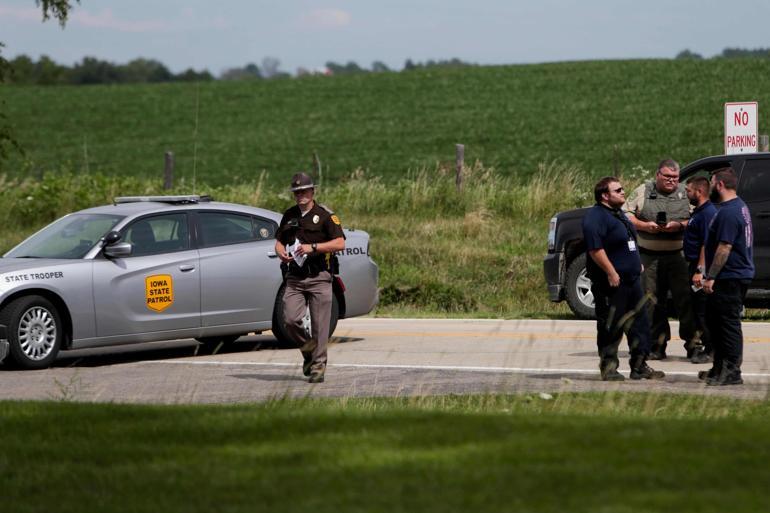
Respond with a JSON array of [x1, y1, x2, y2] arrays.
[[283, 271, 333, 373]]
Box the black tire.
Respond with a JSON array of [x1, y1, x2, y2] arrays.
[[565, 253, 596, 320], [0, 295, 63, 369], [271, 283, 340, 347]]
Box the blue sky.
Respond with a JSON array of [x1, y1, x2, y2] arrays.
[[1, 0, 769, 74]]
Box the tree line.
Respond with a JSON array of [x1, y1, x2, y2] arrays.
[[4, 55, 213, 85], [676, 47, 770, 60], [2, 54, 477, 86]]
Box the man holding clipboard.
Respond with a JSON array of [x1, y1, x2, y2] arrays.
[[275, 172, 346, 383]]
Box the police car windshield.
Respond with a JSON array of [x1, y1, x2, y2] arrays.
[[5, 214, 124, 259]]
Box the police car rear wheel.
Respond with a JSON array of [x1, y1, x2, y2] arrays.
[[0, 295, 62, 369]]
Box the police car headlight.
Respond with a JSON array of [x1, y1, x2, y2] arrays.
[[547, 216, 557, 252]]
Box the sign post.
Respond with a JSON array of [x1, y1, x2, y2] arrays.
[[724, 102, 758, 154]]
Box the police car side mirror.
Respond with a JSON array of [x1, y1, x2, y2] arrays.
[[103, 231, 122, 245], [104, 242, 132, 259]]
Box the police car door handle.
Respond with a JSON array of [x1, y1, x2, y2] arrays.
[[267, 251, 278, 258], [179, 264, 196, 272]]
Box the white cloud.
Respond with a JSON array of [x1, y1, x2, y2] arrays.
[[70, 9, 168, 33], [300, 8, 352, 29]]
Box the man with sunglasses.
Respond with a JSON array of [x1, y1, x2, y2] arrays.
[[275, 172, 346, 383], [623, 159, 698, 361], [583, 176, 664, 381]]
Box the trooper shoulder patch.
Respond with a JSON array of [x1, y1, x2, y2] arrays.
[[331, 215, 341, 225]]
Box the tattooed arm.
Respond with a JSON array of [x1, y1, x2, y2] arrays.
[[703, 242, 733, 294]]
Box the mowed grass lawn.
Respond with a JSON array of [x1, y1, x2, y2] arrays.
[[2, 394, 769, 513], [5, 58, 770, 186]]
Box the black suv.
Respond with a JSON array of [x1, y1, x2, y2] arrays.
[[543, 153, 770, 318]]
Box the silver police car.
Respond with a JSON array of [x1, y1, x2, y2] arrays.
[[0, 195, 379, 369]]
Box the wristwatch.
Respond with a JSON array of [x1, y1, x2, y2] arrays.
[[311, 243, 318, 253]]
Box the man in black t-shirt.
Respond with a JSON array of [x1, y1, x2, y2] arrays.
[[582, 176, 664, 381], [275, 172, 346, 383], [700, 167, 755, 386]]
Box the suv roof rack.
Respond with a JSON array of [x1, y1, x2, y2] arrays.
[[113, 194, 214, 205]]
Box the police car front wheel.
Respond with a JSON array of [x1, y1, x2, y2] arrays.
[[0, 295, 63, 370]]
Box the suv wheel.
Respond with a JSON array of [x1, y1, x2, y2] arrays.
[[565, 253, 596, 319]]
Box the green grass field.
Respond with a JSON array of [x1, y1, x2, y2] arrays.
[[1, 394, 769, 513], [4, 58, 770, 186]]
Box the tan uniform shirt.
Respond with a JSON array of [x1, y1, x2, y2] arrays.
[[623, 181, 690, 252]]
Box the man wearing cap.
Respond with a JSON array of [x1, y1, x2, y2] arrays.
[[275, 172, 345, 383]]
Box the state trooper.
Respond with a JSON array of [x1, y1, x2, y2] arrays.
[[274, 172, 345, 383]]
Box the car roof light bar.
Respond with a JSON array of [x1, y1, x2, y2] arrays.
[[113, 195, 213, 205]]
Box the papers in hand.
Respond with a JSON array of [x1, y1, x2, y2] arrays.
[[287, 239, 306, 267]]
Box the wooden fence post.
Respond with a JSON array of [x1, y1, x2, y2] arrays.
[[760, 134, 769, 152], [312, 151, 322, 186], [455, 144, 464, 192], [164, 151, 174, 190]]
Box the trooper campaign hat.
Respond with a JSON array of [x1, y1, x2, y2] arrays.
[[289, 172, 315, 192]]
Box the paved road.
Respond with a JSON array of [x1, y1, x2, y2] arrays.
[[1, 318, 770, 403]]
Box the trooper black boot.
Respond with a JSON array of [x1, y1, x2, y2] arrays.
[[629, 357, 665, 380], [302, 352, 313, 377]]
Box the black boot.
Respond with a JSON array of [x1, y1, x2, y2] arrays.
[[690, 347, 713, 364], [698, 360, 722, 381], [600, 358, 624, 381], [706, 362, 743, 386], [630, 356, 665, 380]]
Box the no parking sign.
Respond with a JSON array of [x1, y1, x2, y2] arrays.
[[724, 101, 758, 154]]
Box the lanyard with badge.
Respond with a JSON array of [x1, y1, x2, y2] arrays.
[[611, 209, 637, 252]]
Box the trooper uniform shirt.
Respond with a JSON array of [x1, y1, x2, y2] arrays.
[[276, 203, 345, 277]]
